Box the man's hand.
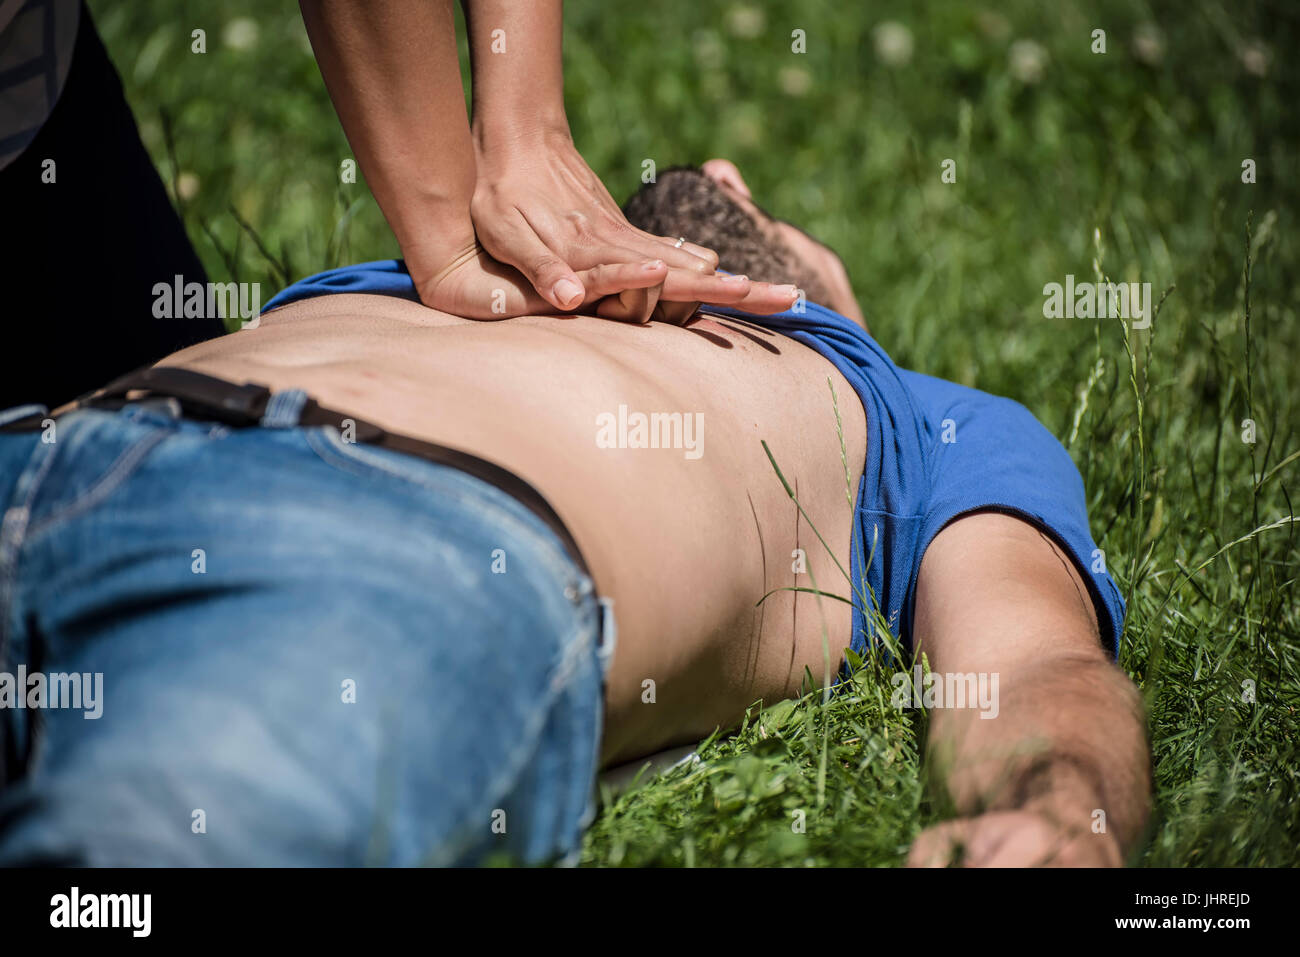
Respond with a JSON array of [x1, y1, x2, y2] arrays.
[[908, 512, 1152, 869], [470, 128, 800, 322], [908, 808, 1124, 867]]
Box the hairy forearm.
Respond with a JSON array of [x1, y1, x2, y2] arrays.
[[925, 652, 1152, 857], [299, 0, 477, 271], [461, 0, 569, 152]]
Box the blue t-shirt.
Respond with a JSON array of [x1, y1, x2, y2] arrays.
[[264, 262, 1126, 663]]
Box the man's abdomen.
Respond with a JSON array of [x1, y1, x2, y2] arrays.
[[161, 296, 867, 763]]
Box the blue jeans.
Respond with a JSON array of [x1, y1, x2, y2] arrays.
[[0, 393, 615, 865]]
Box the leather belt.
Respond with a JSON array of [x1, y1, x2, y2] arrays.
[[1, 365, 592, 579]]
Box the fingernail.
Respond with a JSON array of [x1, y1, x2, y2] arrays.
[[642, 259, 665, 271], [553, 278, 583, 307], [723, 274, 748, 282], [779, 285, 799, 297]]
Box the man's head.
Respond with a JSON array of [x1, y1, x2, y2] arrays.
[[622, 159, 864, 325]]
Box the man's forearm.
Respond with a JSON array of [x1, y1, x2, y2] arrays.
[[926, 652, 1152, 858], [298, 0, 477, 273]]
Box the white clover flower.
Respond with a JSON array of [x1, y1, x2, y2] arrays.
[[223, 17, 259, 52], [1008, 38, 1048, 84], [779, 66, 812, 96], [873, 21, 914, 67], [727, 5, 765, 39], [1132, 23, 1164, 66], [693, 29, 724, 65], [1239, 40, 1269, 77], [176, 171, 200, 201]]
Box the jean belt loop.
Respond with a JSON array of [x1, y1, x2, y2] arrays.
[[259, 389, 310, 429], [0, 405, 49, 430], [596, 596, 618, 680]]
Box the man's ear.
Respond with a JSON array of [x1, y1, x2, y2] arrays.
[[702, 158, 752, 199]]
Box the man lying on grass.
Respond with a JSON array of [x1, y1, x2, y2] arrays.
[[0, 158, 1150, 867]]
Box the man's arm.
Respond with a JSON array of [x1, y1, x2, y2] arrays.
[[906, 512, 1151, 866]]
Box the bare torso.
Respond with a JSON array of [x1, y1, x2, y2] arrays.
[[157, 294, 867, 764]]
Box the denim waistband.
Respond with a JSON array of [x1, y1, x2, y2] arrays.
[[1, 389, 618, 685]]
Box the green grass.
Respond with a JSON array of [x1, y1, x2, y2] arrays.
[[94, 0, 1300, 865]]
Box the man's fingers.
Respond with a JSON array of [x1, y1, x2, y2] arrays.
[[907, 821, 971, 868], [907, 812, 1116, 868], [908, 817, 1029, 868]]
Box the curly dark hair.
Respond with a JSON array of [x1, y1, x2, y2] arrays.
[[621, 166, 831, 305]]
